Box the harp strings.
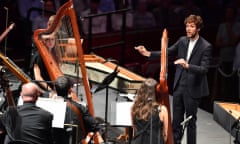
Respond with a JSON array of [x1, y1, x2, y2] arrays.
[[55, 15, 77, 63]]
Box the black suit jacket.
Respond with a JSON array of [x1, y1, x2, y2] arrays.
[[150, 36, 212, 98], [52, 99, 101, 144], [0, 103, 53, 144]]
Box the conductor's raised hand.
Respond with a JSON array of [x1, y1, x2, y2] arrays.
[[134, 45, 151, 57]]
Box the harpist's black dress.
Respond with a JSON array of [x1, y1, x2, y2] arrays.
[[133, 107, 164, 144]]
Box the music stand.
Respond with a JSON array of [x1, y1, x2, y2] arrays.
[[91, 65, 119, 141], [231, 118, 240, 144]]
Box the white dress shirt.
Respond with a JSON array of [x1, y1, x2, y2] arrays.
[[186, 38, 198, 62]]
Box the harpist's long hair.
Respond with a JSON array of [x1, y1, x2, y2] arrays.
[[131, 78, 159, 121]]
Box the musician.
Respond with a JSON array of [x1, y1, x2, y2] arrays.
[[51, 75, 104, 144], [131, 78, 168, 144], [0, 82, 53, 144], [30, 33, 59, 91], [135, 14, 212, 144]]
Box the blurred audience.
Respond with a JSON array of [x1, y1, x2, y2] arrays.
[[152, 0, 171, 28], [133, 0, 156, 29], [233, 41, 240, 99], [99, 0, 115, 12], [111, 0, 133, 31], [17, 0, 43, 22], [215, 5, 240, 100], [215, 6, 240, 73], [32, 0, 56, 32], [81, 0, 107, 35]]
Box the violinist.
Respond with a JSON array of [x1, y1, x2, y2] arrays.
[[135, 14, 212, 144]]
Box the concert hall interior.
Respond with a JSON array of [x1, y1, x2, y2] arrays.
[[0, 0, 240, 144]]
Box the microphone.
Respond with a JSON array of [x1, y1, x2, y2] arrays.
[[4, 7, 8, 10], [181, 115, 193, 126]]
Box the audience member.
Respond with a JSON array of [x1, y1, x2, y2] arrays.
[[99, 0, 115, 12], [53, 0, 61, 9], [200, 0, 223, 25], [216, 6, 240, 73], [32, 0, 56, 32], [71, 0, 89, 18], [214, 5, 240, 101], [230, 0, 240, 22], [132, 0, 156, 29], [233, 41, 240, 99], [131, 78, 168, 144], [111, 0, 133, 31], [81, 0, 107, 35], [0, 82, 53, 144], [152, 0, 171, 28], [234, 42, 240, 70], [51, 76, 104, 144], [17, 0, 43, 22]]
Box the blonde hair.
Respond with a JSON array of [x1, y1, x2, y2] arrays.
[[47, 15, 56, 28]]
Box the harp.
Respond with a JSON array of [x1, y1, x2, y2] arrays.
[[33, 0, 94, 115]]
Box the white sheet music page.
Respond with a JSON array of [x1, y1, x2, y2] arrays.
[[110, 102, 133, 126], [18, 97, 67, 128]]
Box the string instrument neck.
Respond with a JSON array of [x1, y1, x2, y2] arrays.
[[0, 23, 15, 43], [157, 28, 173, 144], [160, 28, 168, 82]]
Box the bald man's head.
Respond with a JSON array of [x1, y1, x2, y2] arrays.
[[21, 82, 40, 102]]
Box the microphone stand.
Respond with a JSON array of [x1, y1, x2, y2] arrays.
[[180, 122, 188, 143], [180, 115, 192, 143]]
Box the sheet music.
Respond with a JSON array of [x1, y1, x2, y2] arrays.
[[109, 102, 133, 126], [18, 97, 67, 128]]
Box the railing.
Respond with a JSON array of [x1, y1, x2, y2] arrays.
[[82, 8, 131, 65]]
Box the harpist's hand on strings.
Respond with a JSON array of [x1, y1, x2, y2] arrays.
[[174, 58, 189, 69], [134, 45, 151, 57]]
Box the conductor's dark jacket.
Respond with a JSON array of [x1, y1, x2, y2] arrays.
[[150, 36, 212, 98]]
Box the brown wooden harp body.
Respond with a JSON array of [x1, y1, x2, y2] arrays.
[[156, 29, 174, 144], [33, 0, 95, 115]]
